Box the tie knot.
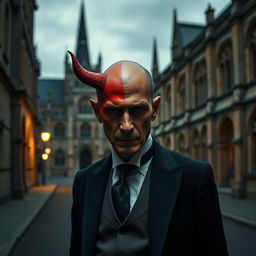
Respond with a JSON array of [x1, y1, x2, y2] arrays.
[[117, 164, 138, 179]]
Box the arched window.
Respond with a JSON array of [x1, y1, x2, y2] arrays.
[[217, 117, 234, 186], [201, 125, 207, 161], [178, 133, 186, 155], [194, 60, 207, 106], [54, 123, 66, 138], [248, 109, 256, 172], [218, 41, 234, 93], [165, 85, 171, 118], [166, 137, 171, 149], [78, 97, 92, 114], [81, 122, 91, 138], [192, 129, 200, 159], [54, 149, 65, 166], [3, 4, 10, 55], [248, 22, 256, 79], [177, 75, 186, 114]]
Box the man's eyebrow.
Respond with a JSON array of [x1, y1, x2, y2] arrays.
[[103, 104, 122, 108], [103, 101, 149, 108]]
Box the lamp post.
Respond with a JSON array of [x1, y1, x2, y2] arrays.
[[40, 131, 51, 185]]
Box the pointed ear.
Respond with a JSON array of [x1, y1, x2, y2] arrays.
[[89, 99, 103, 123], [151, 96, 161, 121]]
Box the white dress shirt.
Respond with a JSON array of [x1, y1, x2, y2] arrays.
[[111, 135, 153, 211]]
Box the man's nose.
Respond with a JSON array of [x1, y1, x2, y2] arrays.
[[120, 111, 134, 133]]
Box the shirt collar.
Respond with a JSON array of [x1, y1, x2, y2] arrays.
[[111, 135, 153, 170]]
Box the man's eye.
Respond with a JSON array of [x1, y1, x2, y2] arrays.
[[104, 108, 122, 116], [130, 106, 147, 115]]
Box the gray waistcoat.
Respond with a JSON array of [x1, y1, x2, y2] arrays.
[[95, 166, 151, 256]]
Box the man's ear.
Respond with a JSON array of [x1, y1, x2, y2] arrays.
[[89, 99, 103, 123], [151, 96, 161, 121]]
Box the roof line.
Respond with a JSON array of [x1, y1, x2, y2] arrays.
[[177, 22, 205, 28]]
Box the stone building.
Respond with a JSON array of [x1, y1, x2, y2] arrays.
[[38, 2, 108, 176], [0, 0, 39, 202], [152, 0, 256, 199]]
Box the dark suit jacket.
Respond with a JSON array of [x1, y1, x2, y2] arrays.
[[70, 141, 229, 256]]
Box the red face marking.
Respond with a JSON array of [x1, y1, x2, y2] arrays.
[[99, 63, 126, 120]]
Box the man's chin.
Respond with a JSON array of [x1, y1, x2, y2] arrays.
[[114, 143, 142, 160]]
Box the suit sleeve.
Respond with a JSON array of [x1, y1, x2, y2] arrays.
[[195, 163, 229, 256], [70, 173, 82, 256]]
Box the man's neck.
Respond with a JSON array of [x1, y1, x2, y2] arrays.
[[111, 135, 153, 168]]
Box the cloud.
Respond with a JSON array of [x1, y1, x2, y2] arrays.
[[35, 0, 231, 78]]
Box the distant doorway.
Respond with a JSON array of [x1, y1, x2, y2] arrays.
[[79, 149, 92, 169], [217, 117, 234, 187]]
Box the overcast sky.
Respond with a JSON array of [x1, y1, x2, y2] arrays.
[[35, 0, 230, 79]]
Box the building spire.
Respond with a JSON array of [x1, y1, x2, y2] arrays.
[[152, 37, 159, 81], [76, 0, 91, 70]]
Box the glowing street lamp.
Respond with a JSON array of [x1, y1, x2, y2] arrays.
[[42, 153, 49, 160], [40, 131, 51, 185], [41, 131, 51, 142], [45, 148, 51, 154]]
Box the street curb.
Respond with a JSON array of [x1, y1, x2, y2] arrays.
[[5, 185, 57, 256], [222, 211, 256, 229]]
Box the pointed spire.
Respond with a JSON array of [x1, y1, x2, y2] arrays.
[[171, 7, 179, 62], [152, 37, 159, 81], [96, 51, 102, 72], [205, 3, 215, 25], [76, 0, 91, 70], [173, 8, 177, 25], [64, 47, 69, 64]]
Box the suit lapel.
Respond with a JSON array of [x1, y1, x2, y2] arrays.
[[149, 141, 183, 256], [81, 155, 112, 256]]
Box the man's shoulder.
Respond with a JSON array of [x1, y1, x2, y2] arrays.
[[164, 147, 213, 182], [171, 150, 209, 169], [156, 142, 211, 175]]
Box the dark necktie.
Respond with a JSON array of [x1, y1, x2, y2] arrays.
[[111, 143, 154, 223]]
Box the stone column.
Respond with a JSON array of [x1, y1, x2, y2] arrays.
[[206, 117, 215, 167], [171, 75, 177, 117], [206, 44, 217, 98], [245, 47, 252, 82], [185, 61, 192, 110], [231, 16, 245, 86]]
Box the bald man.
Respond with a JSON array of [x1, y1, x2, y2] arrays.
[[69, 53, 229, 256]]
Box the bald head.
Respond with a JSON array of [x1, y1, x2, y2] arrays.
[[96, 61, 154, 104]]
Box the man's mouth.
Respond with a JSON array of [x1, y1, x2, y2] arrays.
[[117, 138, 139, 142]]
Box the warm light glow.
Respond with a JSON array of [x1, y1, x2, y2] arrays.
[[45, 148, 51, 154], [42, 153, 49, 160], [41, 131, 51, 142]]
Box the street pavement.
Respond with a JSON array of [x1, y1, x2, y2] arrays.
[[0, 176, 256, 256], [9, 185, 72, 256], [224, 218, 256, 256]]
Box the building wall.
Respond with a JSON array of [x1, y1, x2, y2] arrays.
[[0, 0, 39, 202], [153, 0, 256, 199], [0, 77, 11, 201]]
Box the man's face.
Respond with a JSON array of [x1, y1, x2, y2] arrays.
[[90, 61, 160, 161]]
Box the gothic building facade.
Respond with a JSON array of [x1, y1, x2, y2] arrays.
[[152, 0, 256, 198], [38, 2, 108, 176], [0, 0, 39, 202]]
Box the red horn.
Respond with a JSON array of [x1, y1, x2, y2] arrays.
[[67, 51, 107, 90]]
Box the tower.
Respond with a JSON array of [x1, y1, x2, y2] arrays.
[[76, 1, 91, 70], [152, 37, 159, 82]]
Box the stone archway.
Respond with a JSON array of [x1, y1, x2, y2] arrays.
[[79, 149, 92, 169], [217, 117, 234, 187], [192, 129, 200, 159], [201, 125, 207, 161], [248, 108, 256, 172]]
